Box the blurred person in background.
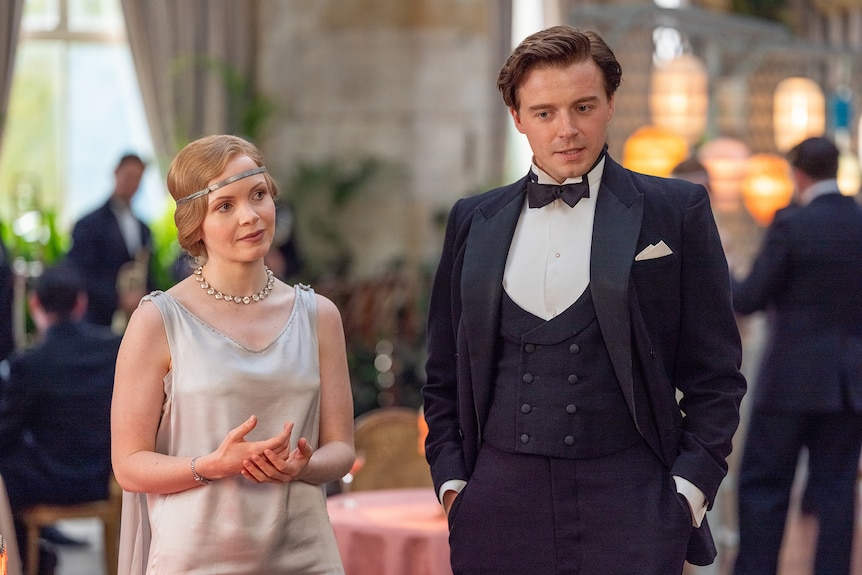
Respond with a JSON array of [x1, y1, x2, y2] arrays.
[[0, 233, 14, 361], [0, 263, 121, 572], [65, 153, 154, 331], [731, 136, 862, 575]]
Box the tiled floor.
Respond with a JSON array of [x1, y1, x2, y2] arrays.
[[52, 519, 106, 575]]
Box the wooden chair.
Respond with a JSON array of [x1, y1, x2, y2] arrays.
[[19, 475, 122, 575], [0, 474, 23, 575], [349, 406, 434, 492]]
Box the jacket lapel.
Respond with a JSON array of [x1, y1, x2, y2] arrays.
[[461, 183, 525, 425], [590, 159, 643, 422]]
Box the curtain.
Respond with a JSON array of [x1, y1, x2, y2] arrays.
[[0, 0, 25, 158], [120, 0, 258, 163]]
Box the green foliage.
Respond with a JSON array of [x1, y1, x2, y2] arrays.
[[732, 0, 788, 22], [285, 157, 384, 280], [149, 205, 183, 290]]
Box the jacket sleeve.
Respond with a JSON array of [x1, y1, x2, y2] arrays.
[[669, 186, 747, 505], [422, 200, 470, 497], [731, 214, 792, 316]]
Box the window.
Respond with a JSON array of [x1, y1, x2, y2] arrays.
[[0, 0, 163, 261]]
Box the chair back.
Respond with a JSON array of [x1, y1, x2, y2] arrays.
[[0, 475, 22, 575], [350, 406, 434, 492]]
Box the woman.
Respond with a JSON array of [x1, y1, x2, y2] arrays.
[[112, 135, 354, 574]]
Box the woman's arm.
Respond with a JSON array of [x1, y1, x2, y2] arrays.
[[111, 299, 293, 493]]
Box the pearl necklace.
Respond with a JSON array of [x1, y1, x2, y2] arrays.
[[194, 266, 275, 304]]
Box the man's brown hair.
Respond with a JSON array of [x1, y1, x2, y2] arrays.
[[496, 26, 622, 111]]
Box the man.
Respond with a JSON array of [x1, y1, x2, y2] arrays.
[[0, 233, 14, 361], [66, 153, 153, 328], [731, 136, 862, 575], [422, 26, 746, 574], [0, 263, 121, 568]]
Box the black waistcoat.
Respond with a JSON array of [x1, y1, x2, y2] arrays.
[[483, 288, 641, 459]]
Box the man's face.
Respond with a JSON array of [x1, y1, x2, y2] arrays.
[[510, 59, 614, 184], [114, 161, 145, 203]]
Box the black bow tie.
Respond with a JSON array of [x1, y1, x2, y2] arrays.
[[526, 178, 589, 209]]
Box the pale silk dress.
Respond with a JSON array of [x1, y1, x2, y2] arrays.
[[117, 285, 344, 575]]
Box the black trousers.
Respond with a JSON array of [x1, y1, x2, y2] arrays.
[[447, 441, 693, 575], [733, 410, 862, 575]]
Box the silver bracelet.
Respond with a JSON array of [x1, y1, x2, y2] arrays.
[[190, 456, 213, 485]]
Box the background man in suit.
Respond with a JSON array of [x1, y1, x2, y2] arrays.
[[0, 233, 14, 361], [66, 153, 153, 329], [0, 263, 121, 569], [731, 136, 862, 575], [422, 26, 746, 575]]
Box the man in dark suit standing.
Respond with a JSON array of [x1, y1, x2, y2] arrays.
[[0, 263, 121, 567], [66, 153, 153, 329], [731, 137, 862, 575], [0, 233, 15, 361], [422, 26, 746, 575]]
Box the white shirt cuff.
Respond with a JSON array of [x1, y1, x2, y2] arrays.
[[439, 479, 467, 504], [674, 475, 708, 527]]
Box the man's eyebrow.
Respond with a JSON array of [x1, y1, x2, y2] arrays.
[[525, 95, 599, 112]]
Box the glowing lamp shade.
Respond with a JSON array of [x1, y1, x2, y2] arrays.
[[741, 154, 794, 226], [417, 406, 429, 455], [838, 153, 861, 196], [697, 138, 751, 213], [622, 126, 689, 178], [650, 54, 709, 146], [773, 77, 825, 152]]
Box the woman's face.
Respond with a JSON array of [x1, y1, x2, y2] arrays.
[[198, 154, 275, 265]]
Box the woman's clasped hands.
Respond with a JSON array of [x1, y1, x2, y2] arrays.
[[201, 415, 313, 485]]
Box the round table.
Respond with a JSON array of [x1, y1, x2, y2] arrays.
[[326, 488, 452, 575]]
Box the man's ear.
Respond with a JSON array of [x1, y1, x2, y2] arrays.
[[71, 292, 88, 321], [509, 107, 526, 134], [27, 293, 50, 333]]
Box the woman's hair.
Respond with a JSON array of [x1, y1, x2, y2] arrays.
[[496, 26, 622, 111], [168, 135, 278, 262]]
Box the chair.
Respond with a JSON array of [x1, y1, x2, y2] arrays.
[[18, 475, 122, 575], [349, 406, 434, 492], [0, 474, 23, 575]]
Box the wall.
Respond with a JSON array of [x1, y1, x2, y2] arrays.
[[256, 0, 505, 280]]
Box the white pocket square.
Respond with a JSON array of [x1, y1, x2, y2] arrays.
[[635, 240, 673, 261]]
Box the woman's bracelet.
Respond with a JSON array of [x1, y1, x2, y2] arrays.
[[191, 456, 213, 485]]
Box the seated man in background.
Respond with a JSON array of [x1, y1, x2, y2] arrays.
[[0, 263, 121, 570]]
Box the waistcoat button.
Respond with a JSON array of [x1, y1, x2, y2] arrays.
[[521, 403, 532, 414], [564, 435, 575, 445], [566, 404, 577, 414], [520, 434, 530, 444], [570, 344, 580, 354], [523, 373, 534, 383], [567, 374, 578, 384], [524, 343, 535, 353]]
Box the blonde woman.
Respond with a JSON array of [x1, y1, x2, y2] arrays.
[[112, 135, 354, 574]]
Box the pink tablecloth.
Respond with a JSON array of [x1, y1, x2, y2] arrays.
[[326, 488, 452, 575]]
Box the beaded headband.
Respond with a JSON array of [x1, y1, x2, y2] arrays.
[[175, 166, 267, 206]]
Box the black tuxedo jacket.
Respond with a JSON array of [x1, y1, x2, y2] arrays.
[[423, 156, 746, 565], [732, 192, 862, 412], [66, 199, 153, 326], [0, 321, 122, 505]]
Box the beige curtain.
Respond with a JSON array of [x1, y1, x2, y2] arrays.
[[0, 0, 24, 158], [120, 0, 258, 163]]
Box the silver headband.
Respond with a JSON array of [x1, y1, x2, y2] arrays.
[[176, 166, 267, 206]]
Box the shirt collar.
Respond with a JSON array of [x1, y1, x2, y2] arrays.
[[800, 178, 840, 206], [530, 153, 606, 191]]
